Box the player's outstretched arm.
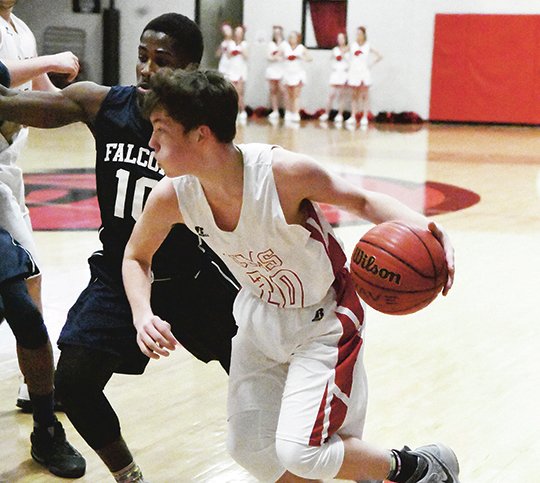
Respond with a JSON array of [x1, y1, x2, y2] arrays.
[[0, 81, 109, 128], [123, 177, 184, 360], [272, 149, 455, 293], [3, 51, 80, 90]]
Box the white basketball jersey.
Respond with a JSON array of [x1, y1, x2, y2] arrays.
[[0, 13, 35, 187], [173, 143, 348, 308], [0, 13, 37, 92]]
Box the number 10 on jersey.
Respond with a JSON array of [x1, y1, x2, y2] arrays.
[[114, 169, 159, 220]]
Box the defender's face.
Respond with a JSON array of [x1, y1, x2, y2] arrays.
[[149, 109, 198, 178], [136, 30, 183, 96]]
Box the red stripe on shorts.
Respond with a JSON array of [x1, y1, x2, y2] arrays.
[[309, 382, 329, 446], [326, 394, 348, 441], [335, 271, 364, 397], [309, 277, 364, 446], [306, 203, 365, 445]]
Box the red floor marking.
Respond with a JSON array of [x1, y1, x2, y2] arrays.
[[23, 170, 480, 231]]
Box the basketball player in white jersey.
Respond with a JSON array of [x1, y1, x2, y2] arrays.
[[0, 2, 78, 314], [0, 3, 84, 476], [122, 69, 459, 483], [0, 0, 79, 290]]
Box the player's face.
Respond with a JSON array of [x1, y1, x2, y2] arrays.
[[136, 30, 183, 96], [0, 0, 17, 10], [149, 109, 198, 177]]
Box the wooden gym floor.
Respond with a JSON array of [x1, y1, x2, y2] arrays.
[[0, 119, 539, 482]]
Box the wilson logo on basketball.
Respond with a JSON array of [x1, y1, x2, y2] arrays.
[[351, 247, 401, 285]]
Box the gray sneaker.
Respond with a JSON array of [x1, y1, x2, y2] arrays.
[[405, 443, 460, 483]]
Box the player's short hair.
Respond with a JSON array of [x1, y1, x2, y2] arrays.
[[144, 69, 238, 143], [142, 13, 204, 66]]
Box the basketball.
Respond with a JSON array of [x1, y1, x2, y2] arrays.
[[350, 221, 448, 315]]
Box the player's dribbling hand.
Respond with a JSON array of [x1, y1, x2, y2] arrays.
[[428, 221, 455, 295], [49, 51, 80, 82], [134, 315, 179, 359]]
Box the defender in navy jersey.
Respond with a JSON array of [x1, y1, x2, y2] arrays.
[[0, 13, 238, 482]]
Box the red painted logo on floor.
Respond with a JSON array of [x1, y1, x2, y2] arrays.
[[23, 170, 480, 231]]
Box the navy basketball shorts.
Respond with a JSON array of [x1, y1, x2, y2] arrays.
[[58, 255, 238, 374], [0, 227, 39, 285]]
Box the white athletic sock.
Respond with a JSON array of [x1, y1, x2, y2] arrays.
[[112, 461, 147, 483]]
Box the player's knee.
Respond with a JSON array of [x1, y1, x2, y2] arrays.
[[6, 297, 48, 349], [275, 436, 344, 480], [227, 412, 285, 481], [227, 435, 284, 482], [54, 356, 83, 406]]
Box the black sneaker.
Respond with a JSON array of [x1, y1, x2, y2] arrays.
[[30, 419, 86, 478], [404, 443, 460, 483]]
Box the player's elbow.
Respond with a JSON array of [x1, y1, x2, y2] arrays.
[[122, 243, 149, 276]]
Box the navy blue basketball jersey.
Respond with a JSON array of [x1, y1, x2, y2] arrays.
[[91, 85, 203, 280]]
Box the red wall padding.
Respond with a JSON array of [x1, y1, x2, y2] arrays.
[[430, 14, 540, 124]]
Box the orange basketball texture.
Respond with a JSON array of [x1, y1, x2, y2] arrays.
[[350, 221, 448, 315]]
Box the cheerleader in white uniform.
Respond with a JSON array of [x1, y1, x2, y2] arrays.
[[346, 26, 382, 126], [282, 31, 312, 122], [265, 25, 285, 120], [216, 23, 233, 79], [320, 32, 349, 123], [228, 25, 249, 121]]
